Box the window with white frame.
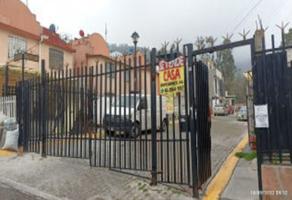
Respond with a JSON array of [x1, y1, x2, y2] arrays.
[[8, 35, 27, 59], [49, 48, 64, 70]]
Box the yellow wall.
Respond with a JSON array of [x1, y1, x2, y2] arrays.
[[0, 29, 8, 66], [41, 44, 74, 72], [86, 56, 152, 95], [0, 29, 73, 72], [0, 28, 39, 69]]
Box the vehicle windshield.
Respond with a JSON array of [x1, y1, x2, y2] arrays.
[[112, 96, 139, 108], [240, 107, 247, 112]]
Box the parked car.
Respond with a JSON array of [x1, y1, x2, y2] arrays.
[[93, 96, 111, 126], [226, 105, 234, 115], [237, 106, 247, 121], [103, 94, 167, 137], [213, 104, 227, 116]]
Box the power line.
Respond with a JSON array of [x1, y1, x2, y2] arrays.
[[224, 0, 255, 32], [231, 0, 264, 34], [266, 0, 290, 29]]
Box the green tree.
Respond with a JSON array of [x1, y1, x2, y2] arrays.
[[194, 35, 245, 102], [233, 69, 248, 103], [195, 36, 217, 63], [215, 38, 237, 94], [284, 28, 292, 46]]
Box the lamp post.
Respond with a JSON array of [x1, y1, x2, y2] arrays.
[[131, 31, 139, 91], [131, 31, 139, 54]]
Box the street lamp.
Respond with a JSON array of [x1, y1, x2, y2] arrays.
[[131, 31, 139, 91], [131, 31, 139, 65], [131, 31, 139, 47]]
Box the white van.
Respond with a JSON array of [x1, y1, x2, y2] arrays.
[[103, 94, 167, 137], [93, 96, 111, 126]]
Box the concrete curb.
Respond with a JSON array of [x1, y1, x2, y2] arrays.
[[0, 177, 65, 200], [0, 149, 16, 157], [203, 133, 249, 200]]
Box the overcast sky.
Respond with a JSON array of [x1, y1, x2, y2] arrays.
[[21, 0, 292, 69]]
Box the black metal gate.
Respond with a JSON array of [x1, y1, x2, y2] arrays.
[[253, 34, 292, 199], [16, 43, 211, 197]]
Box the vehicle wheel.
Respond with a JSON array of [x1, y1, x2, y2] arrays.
[[129, 122, 140, 138], [105, 129, 114, 137]]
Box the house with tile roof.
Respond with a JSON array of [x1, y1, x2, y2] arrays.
[[71, 32, 110, 68], [0, 0, 75, 72]]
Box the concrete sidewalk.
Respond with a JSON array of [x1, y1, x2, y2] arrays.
[[0, 153, 193, 200], [221, 151, 259, 200]]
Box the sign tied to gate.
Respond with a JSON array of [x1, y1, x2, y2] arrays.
[[158, 56, 185, 95]]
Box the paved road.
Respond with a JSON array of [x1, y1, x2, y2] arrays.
[[210, 115, 248, 174]]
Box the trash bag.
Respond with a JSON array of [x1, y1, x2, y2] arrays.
[[3, 118, 17, 131], [0, 113, 9, 148], [2, 128, 19, 152]]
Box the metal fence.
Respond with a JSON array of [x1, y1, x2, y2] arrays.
[[0, 95, 16, 118], [254, 50, 292, 164], [16, 44, 211, 198], [253, 34, 292, 199]]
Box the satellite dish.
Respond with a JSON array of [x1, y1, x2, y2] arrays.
[[49, 24, 56, 33], [79, 30, 85, 37]]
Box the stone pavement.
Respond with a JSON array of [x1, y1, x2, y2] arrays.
[[0, 153, 193, 200], [221, 150, 259, 200]]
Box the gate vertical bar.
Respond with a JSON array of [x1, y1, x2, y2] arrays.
[[41, 60, 47, 157], [89, 67, 94, 166], [183, 47, 191, 185], [19, 53, 25, 152], [150, 48, 157, 185], [186, 44, 199, 198], [251, 35, 263, 200]]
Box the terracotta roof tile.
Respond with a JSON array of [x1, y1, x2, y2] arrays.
[[42, 27, 75, 53]]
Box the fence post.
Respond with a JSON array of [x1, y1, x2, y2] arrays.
[[88, 67, 94, 166], [185, 44, 199, 198], [18, 53, 25, 154], [150, 48, 157, 185], [41, 60, 47, 157], [253, 34, 264, 200]]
